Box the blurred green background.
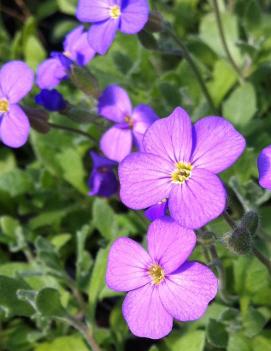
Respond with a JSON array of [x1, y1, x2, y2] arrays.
[[0, 0, 271, 350]]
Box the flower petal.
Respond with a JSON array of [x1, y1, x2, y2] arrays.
[[159, 262, 218, 321], [147, 217, 196, 274], [88, 19, 119, 55], [106, 237, 152, 291], [191, 117, 246, 174], [123, 284, 173, 339], [0, 61, 34, 104], [98, 85, 132, 123], [144, 201, 167, 221], [76, 0, 111, 22], [119, 152, 173, 210], [36, 58, 67, 90], [120, 0, 149, 34], [88, 169, 118, 197], [143, 107, 193, 163], [0, 105, 30, 148], [168, 168, 226, 229], [90, 151, 117, 168], [258, 145, 271, 190], [100, 126, 132, 162]]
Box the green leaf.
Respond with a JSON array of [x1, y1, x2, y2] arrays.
[[24, 35, 46, 69], [92, 198, 118, 240], [227, 333, 252, 351], [207, 319, 228, 348], [36, 288, 66, 318], [35, 335, 89, 351], [164, 330, 205, 351], [222, 83, 257, 127], [0, 169, 33, 196], [252, 333, 271, 351], [243, 307, 268, 337]]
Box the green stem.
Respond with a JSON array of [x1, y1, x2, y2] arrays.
[[223, 211, 236, 229], [212, 0, 244, 83], [48, 122, 96, 142], [164, 26, 217, 113], [252, 246, 271, 275]]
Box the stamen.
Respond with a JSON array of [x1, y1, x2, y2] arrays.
[[63, 51, 72, 58], [171, 162, 193, 184], [0, 99, 9, 113], [149, 264, 165, 285], [109, 5, 121, 19], [124, 116, 134, 128]]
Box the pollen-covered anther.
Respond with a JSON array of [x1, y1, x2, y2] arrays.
[[124, 116, 134, 128], [149, 264, 165, 285], [109, 5, 121, 19], [63, 51, 72, 58], [0, 99, 9, 113], [171, 162, 193, 184]]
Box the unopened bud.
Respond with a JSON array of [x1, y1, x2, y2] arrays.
[[70, 65, 100, 99], [240, 211, 259, 237], [138, 30, 159, 50], [23, 107, 50, 134], [224, 225, 252, 255], [144, 11, 164, 33]]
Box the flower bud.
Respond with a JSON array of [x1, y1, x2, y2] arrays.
[[70, 65, 100, 99], [224, 225, 252, 255], [138, 30, 159, 50], [60, 104, 98, 124], [23, 106, 50, 134], [240, 211, 259, 237], [144, 11, 164, 33]]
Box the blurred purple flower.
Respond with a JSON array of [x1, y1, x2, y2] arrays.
[[119, 107, 246, 229], [36, 26, 95, 89], [76, 0, 149, 55], [0, 61, 34, 148], [258, 145, 271, 190], [144, 199, 168, 221], [98, 85, 158, 162], [106, 217, 218, 339], [35, 89, 67, 112], [88, 151, 118, 197]]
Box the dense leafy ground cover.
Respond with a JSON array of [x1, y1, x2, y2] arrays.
[[0, 0, 271, 350]]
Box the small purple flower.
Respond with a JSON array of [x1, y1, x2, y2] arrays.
[[76, 0, 149, 55], [144, 199, 168, 221], [35, 89, 67, 112], [119, 107, 246, 229], [106, 217, 218, 339], [36, 26, 95, 89], [88, 151, 118, 197], [0, 61, 34, 148], [98, 85, 158, 162], [257, 145, 271, 190]]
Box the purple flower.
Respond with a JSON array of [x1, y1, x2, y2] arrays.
[[76, 0, 149, 55], [35, 89, 67, 112], [144, 199, 168, 221], [119, 107, 246, 229], [88, 151, 118, 197], [98, 85, 158, 162], [0, 61, 34, 148], [36, 26, 95, 89], [106, 217, 218, 339], [257, 145, 271, 190]]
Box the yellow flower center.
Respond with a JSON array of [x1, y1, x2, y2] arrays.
[[63, 51, 72, 58], [109, 5, 121, 19], [149, 264, 165, 285], [171, 162, 193, 184], [0, 99, 9, 113], [124, 116, 134, 128]]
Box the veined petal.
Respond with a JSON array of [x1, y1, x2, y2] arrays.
[[0, 105, 30, 148], [88, 20, 119, 55], [144, 201, 167, 221], [159, 262, 218, 321], [168, 168, 226, 229], [143, 107, 193, 163], [0, 61, 34, 103], [191, 117, 246, 174], [98, 85, 132, 122], [36, 58, 67, 90], [76, 0, 111, 22], [258, 145, 271, 190], [123, 284, 173, 339], [100, 126, 132, 162], [119, 152, 173, 210], [147, 217, 196, 274], [120, 0, 149, 34], [106, 237, 152, 291]]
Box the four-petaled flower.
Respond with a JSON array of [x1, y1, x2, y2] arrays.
[[257, 145, 271, 190], [98, 84, 158, 162], [119, 107, 246, 229], [106, 217, 218, 339], [0, 61, 34, 148], [76, 0, 150, 55], [88, 151, 118, 197]]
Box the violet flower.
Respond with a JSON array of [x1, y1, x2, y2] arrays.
[[144, 199, 168, 221], [119, 107, 246, 229], [36, 26, 95, 89], [76, 0, 149, 55], [258, 145, 271, 190], [98, 84, 158, 162], [88, 151, 118, 197], [106, 217, 218, 339], [35, 89, 66, 112], [0, 61, 34, 148]]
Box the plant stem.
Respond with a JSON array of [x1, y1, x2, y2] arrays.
[[164, 27, 217, 113], [252, 246, 271, 275], [212, 0, 244, 83], [48, 122, 96, 142], [223, 211, 236, 229]]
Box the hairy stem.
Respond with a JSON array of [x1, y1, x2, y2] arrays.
[[212, 0, 244, 83], [48, 122, 96, 142]]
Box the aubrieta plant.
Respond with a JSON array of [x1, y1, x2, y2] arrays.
[[0, 0, 271, 351]]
